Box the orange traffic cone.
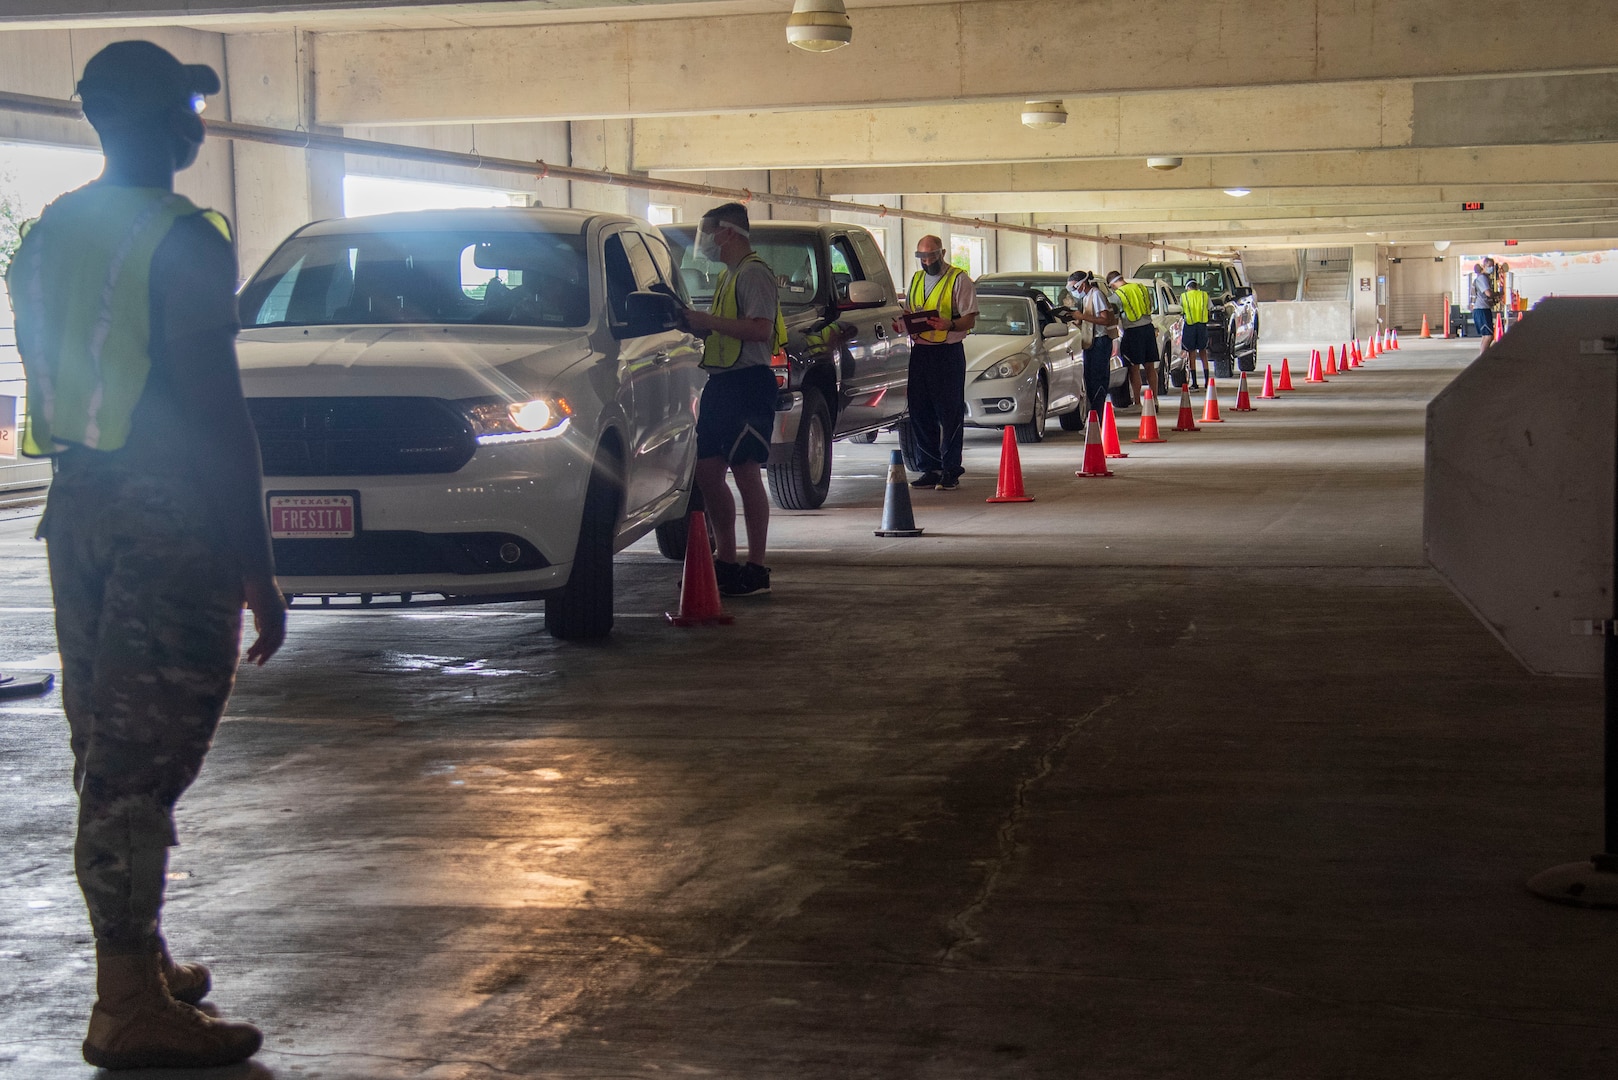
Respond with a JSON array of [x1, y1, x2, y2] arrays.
[[1307, 349, 1326, 383], [1421, 313, 1431, 339], [1324, 346, 1338, 376], [665, 506, 734, 627], [1277, 358, 1295, 391], [1172, 385, 1201, 432], [1102, 399, 1129, 458], [1260, 365, 1278, 400], [1132, 388, 1167, 443], [1201, 378, 1225, 423], [1076, 410, 1114, 477], [1351, 339, 1363, 367], [1392, 328, 1401, 350], [1234, 370, 1256, 411], [986, 424, 1034, 503]]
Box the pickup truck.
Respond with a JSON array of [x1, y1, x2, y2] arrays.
[[660, 222, 909, 510], [1133, 259, 1260, 378]]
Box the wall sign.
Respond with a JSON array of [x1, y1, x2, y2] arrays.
[[1462, 202, 1486, 211], [1360, 277, 1373, 291], [0, 396, 16, 460]]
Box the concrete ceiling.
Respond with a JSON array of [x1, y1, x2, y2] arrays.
[[1, 0, 1614, 249]]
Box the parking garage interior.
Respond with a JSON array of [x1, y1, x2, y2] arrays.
[[3, 2, 1618, 1076]]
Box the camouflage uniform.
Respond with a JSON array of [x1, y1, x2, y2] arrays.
[[43, 457, 244, 955]]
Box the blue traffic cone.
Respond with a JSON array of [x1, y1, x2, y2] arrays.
[[874, 450, 924, 537]]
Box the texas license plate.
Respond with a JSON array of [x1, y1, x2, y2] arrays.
[[268, 493, 358, 539]]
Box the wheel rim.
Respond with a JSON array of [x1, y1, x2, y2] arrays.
[[807, 413, 828, 487], [1033, 379, 1047, 429]]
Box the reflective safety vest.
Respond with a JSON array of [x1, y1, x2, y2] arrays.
[[702, 252, 789, 370], [906, 265, 964, 344], [1180, 286, 1211, 325], [6, 185, 231, 456], [1114, 281, 1153, 323]]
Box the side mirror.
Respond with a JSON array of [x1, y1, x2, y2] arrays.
[[1042, 322, 1069, 339], [839, 279, 886, 310], [622, 289, 681, 338], [1166, 303, 1182, 315]]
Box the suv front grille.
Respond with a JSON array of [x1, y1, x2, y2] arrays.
[[248, 397, 476, 476]]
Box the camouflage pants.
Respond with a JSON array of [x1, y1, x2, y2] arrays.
[[43, 464, 243, 955]]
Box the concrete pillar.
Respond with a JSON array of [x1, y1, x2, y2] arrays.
[[995, 214, 1036, 273], [569, 119, 642, 217], [901, 193, 946, 281], [225, 32, 343, 278], [1351, 243, 1380, 337], [767, 170, 822, 222]]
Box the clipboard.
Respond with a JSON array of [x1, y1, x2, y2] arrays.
[[901, 309, 941, 335]]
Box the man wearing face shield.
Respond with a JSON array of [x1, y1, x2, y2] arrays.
[[681, 203, 788, 597], [1069, 272, 1118, 420], [5, 40, 282, 1069], [893, 235, 977, 490]]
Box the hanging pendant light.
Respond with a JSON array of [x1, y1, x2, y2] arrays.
[[1021, 100, 1067, 129], [787, 0, 853, 52]]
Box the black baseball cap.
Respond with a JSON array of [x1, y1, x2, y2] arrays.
[[77, 41, 221, 116]]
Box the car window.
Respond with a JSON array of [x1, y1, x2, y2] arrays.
[[640, 231, 689, 305], [850, 230, 894, 295], [829, 236, 865, 302], [239, 228, 591, 328], [602, 233, 638, 325], [973, 296, 1034, 337], [661, 225, 821, 312]]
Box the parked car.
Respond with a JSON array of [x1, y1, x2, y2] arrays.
[[965, 286, 1086, 443], [235, 208, 703, 641], [976, 270, 1133, 415], [659, 221, 909, 510], [1133, 259, 1259, 376]]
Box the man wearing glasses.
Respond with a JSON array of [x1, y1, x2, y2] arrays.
[[894, 235, 978, 491]]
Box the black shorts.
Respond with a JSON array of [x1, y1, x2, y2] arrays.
[[1181, 323, 1209, 352], [697, 364, 777, 465], [1120, 324, 1160, 367]]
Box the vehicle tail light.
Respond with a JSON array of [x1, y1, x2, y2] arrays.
[[770, 349, 789, 389]]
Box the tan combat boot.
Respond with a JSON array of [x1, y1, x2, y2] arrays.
[[157, 937, 212, 1005], [82, 951, 262, 1070]]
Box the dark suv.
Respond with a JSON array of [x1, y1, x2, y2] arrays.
[[1134, 260, 1260, 377], [661, 222, 909, 510]]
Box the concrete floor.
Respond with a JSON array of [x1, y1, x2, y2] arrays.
[[1, 339, 1612, 1079]]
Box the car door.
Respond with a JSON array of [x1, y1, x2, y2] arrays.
[[847, 229, 910, 427], [603, 228, 694, 525], [638, 229, 705, 497]]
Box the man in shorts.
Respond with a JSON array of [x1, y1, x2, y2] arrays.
[[1108, 270, 1159, 403], [682, 202, 788, 597], [1178, 277, 1212, 390], [1469, 258, 1498, 352]]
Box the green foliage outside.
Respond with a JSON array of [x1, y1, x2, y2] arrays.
[[0, 174, 25, 278]]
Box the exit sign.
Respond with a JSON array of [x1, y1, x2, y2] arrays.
[[1462, 202, 1486, 211], [1504, 239, 1519, 246]]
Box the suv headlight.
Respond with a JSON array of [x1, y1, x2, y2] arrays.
[[975, 355, 1031, 382], [465, 395, 573, 444]]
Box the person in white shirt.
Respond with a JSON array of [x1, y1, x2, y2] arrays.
[[1068, 271, 1118, 420], [894, 235, 978, 490]]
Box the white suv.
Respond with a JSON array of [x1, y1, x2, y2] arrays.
[[236, 208, 703, 639]]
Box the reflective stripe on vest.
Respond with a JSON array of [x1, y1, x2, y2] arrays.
[[1115, 281, 1152, 323], [5, 185, 225, 456], [1180, 287, 1210, 325], [702, 252, 789, 370], [906, 265, 962, 344]]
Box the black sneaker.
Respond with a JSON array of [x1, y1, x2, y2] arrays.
[[910, 471, 942, 489], [936, 476, 961, 491], [713, 559, 742, 593], [722, 562, 771, 597]]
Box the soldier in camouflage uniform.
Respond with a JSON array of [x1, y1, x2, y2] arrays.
[[6, 41, 285, 1070]]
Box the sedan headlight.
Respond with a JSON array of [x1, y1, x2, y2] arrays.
[[465, 395, 573, 444], [975, 355, 1032, 382]]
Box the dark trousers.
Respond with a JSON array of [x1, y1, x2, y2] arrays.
[[907, 342, 967, 478], [42, 464, 243, 955], [1082, 337, 1113, 419]]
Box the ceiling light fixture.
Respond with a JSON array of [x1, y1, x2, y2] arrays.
[[1021, 100, 1068, 129], [1146, 157, 1183, 171], [1223, 188, 1251, 197], [787, 0, 853, 52]]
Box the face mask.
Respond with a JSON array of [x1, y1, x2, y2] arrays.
[[696, 228, 723, 262], [1067, 283, 1086, 300], [917, 253, 943, 274]]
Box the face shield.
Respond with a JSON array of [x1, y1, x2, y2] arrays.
[[696, 220, 746, 263]]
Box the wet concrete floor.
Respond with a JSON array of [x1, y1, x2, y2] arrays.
[[1, 339, 1611, 1078]]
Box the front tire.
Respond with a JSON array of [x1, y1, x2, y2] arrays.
[[769, 386, 833, 510], [1057, 408, 1086, 432], [1014, 374, 1048, 444], [546, 462, 618, 641]]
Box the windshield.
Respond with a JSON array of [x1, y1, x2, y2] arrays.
[[980, 276, 1067, 308], [661, 226, 821, 311], [972, 296, 1037, 337], [1138, 265, 1229, 296], [239, 228, 592, 329]]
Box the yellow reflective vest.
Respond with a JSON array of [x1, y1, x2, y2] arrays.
[[1114, 281, 1153, 323], [6, 184, 230, 456], [1180, 286, 1211, 325], [906, 265, 964, 344], [702, 252, 789, 370]]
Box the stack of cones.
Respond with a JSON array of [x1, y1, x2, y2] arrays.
[[986, 424, 1034, 503], [1260, 365, 1278, 400], [1131, 389, 1167, 443], [1277, 358, 1295, 391], [1101, 400, 1129, 459], [1172, 386, 1201, 432], [1201, 379, 1225, 423], [1076, 411, 1115, 477], [1233, 371, 1256, 411]]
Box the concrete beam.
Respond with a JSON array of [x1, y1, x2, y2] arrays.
[[940, 185, 1618, 217], [632, 74, 1618, 172], [1088, 207, 1618, 235], [1022, 200, 1618, 229], [306, 0, 1618, 125], [818, 145, 1618, 197], [1138, 221, 1618, 247]]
